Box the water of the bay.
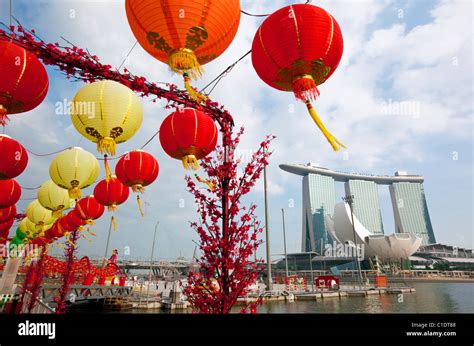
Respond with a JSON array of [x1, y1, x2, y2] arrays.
[[138, 282, 474, 314]]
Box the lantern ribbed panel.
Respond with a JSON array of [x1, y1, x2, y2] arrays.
[[125, 0, 241, 66], [0, 205, 16, 223], [0, 135, 28, 179], [70, 80, 143, 146], [0, 179, 21, 208], [0, 218, 14, 234], [115, 150, 159, 188], [0, 41, 49, 114], [26, 200, 56, 225], [37, 179, 72, 212], [251, 4, 343, 92], [49, 147, 100, 191], [159, 108, 217, 160]]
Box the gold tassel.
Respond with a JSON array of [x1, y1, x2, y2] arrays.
[[104, 154, 112, 182], [81, 234, 92, 242], [183, 74, 207, 104], [305, 100, 346, 152], [52, 209, 64, 218], [35, 223, 44, 232], [182, 155, 200, 170], [97, 137, 117, 156], [86, 229, 96, 237], [0, 104, 9, 126], [132, 184, 145, 193], [67, 239, 76, 247], [86, 219, 95, 226], [57, 242, 64, 249], [137, 195, 145, 218], [195, 174, 216, 191], [68, 187, 82, 200], [111, 216, 117, 231], [108, 204, 118, 212], [168, 48, 203, 79]]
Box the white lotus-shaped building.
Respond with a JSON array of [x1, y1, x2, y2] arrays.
[[325, 202, 422, 260]]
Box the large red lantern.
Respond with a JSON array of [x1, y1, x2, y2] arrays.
[[93, 176, 130, 211], [251, 4, 345, 151], [0, 217, 14, 234], [115, 150, 159, 193], [0, 205, 16, 223], [74, 195, 105, 222], [159, 108, 217, 170], [0, 135, 28, 179], [0, 179, 21, 208], [0, 41, 49, 126]]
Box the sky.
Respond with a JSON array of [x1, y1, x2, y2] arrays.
[[0, 0, 472, 261]]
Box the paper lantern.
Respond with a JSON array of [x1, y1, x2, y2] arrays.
[[49, 147, 100, 199], [16, 227, 27, 240], [0, 135, 28, 179], [0, 205, 16, 223], [0, 179, 21, 208], [0, 41, 49, 126], [252, 4, 345, 151], [125, 0, 241, 79], [94, 176, 130, 211], [74, 195, 105, 222], [26, 199, 56, 229], [64, 210, 88, 230], [0, 218, 14, 234], [159, 108, 217, 170], [44, 222, 66, 240], [70, 80, 143, 157], [37, 179, 72, 217], [115, 150, 159, 193]]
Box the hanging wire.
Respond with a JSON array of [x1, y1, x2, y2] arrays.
[[26, 147, 72, 157], [240, 0, 312, 17], [20, 185, 41, 190], [117, 40, 138, 71], [200, 50, 251, 95]]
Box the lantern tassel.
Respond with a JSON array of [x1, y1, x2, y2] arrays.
[[68, 187, 82, 200], [292, 76, 320, 102], [86, 229, 96, 237], [195, 174, 216, 191], [132, 184, 145, 193], [168, 48, 203, 80], [0, 105, 9, 126], [52, 209, 64, 218], [183, 74, 207, 104], [136, 195, 145, 218], [108, 205, 118, 212], [182, 155, 200, 170], [305, 100, 346, 152], [81, 233, 92, 242], [111, 216, 117, 231], [104, 154, 112, 182], [86, 219, 95, 225], [97, 137, 117, 156]]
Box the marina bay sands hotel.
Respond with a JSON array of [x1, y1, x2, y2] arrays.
[[280, 163, 437, 252]]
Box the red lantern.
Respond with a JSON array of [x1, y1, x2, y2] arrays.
[[0, 41, 49, 126], [0, 179, 21, 208], [0, 205, 16, 223], [93, 176, 130, 211], [0, 217, 14, 234], [44, 221, 66, 239], [159, 108, 218, 170], [115, 150, 159, 193], [251, 4, 345, 151], [74, 195, 105, 222], [0, 135, 28, 179], [65, 210, 87, 230]]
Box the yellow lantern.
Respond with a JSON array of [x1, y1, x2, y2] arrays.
[[70, 80, 143, 157], [26, 200, 57, 231], [49, 147, 100, 199], [37, 179, 72, 217]]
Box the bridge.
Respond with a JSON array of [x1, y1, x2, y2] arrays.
[[38, 284, 133, 304]]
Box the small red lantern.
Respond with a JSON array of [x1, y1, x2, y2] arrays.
[[159, 108, 218, 170], [44, 222, 65, 240], [0, 217, 14, 234], [74, 195, 105, 222], [0, 179, 21, 208], [0, 205, 16, 223], [0, 135, 28, 179], [0, 41, 49, 126], [115, 150, 159, 193], [94, 176, 130, 211], [251, 4, 344, 151]]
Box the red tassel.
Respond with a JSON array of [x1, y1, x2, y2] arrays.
[[292, 75, 320, 102]]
